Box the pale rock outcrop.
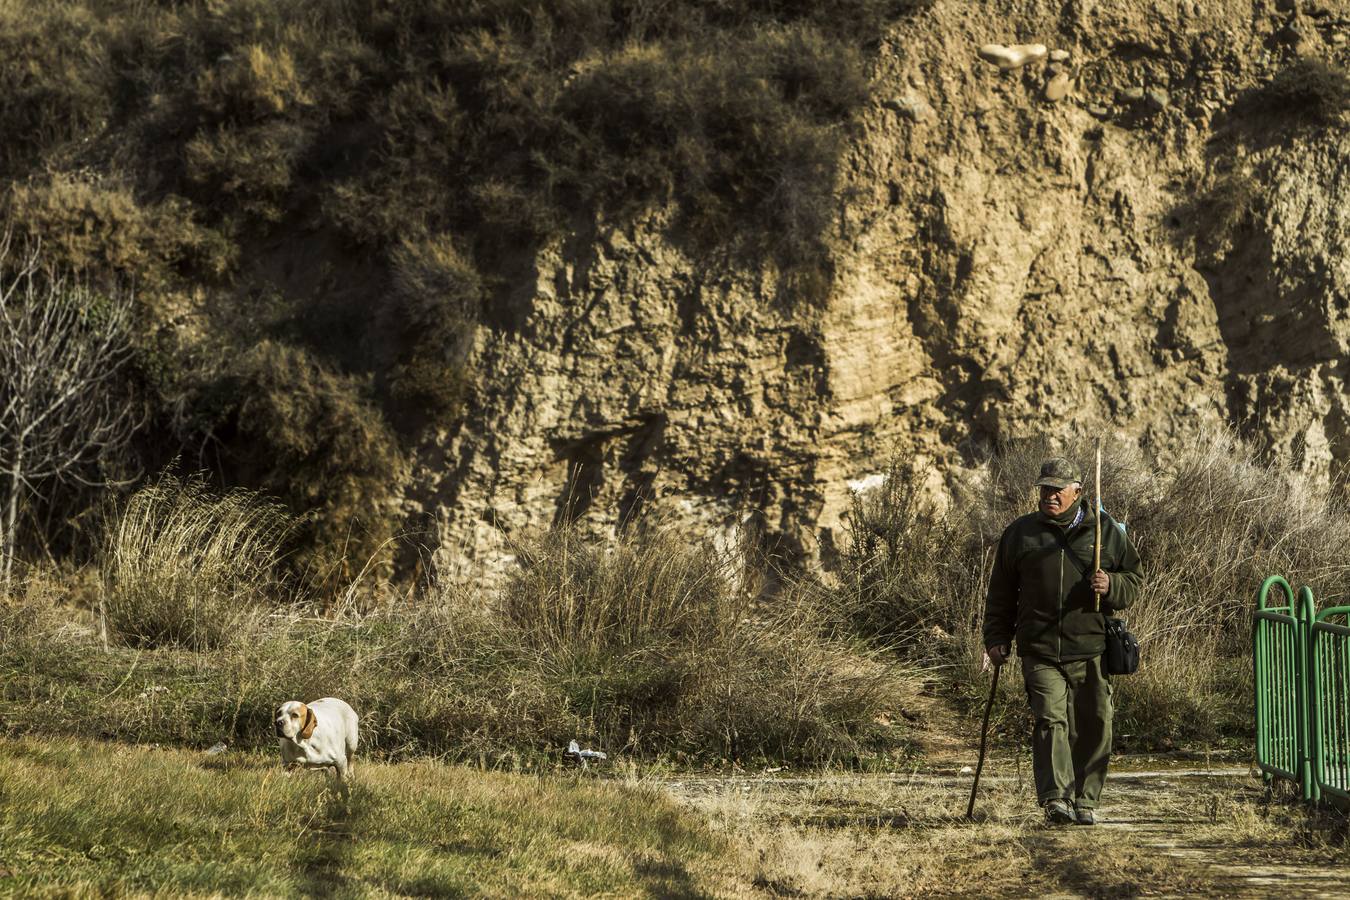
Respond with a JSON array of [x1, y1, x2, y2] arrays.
[[413, 0, 1350, 584], [978, 42, 1049, 70]]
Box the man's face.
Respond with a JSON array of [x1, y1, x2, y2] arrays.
[[1038, 483, 1081, 517]]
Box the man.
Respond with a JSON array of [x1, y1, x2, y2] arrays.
[[983, 456, 1142, 826]]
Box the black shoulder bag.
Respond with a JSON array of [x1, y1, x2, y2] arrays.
[[1104, 616, 1140, 675], [1053, 527, 1140, 676]]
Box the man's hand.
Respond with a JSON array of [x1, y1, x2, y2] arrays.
[[1091, 569, 1110, 596], [986, 644, 1011, 667]]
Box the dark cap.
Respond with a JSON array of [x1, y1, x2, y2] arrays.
[[1034, 456, 1081, 489]]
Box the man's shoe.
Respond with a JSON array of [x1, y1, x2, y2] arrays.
[[1074, 807, 1096, 826], [1044, 799, 1076, 825]]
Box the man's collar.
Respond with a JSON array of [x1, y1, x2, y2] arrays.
[[1039, 498, 1085, 529]]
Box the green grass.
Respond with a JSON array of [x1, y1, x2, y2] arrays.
[[0, 737, 739, 897]]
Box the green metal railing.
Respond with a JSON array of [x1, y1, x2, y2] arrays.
[[1254, 575, 1350, 804], [1310, 605, 1350, 803]]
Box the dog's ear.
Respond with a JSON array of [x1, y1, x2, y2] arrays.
[[298, 704, 317, 740]]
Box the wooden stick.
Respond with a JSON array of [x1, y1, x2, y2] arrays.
[[967, 663, 1000, 820], [1093, 440, 1102, 612]]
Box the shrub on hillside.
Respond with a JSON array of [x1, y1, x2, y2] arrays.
[[184, 122, 312, 224], [4, 177, 236, 287], [193, 44, 312, 122], [1232, 57, 1350, 130], [102, 475, 292, 650], [0, 4, 111, 176], [0, 0, 937, 596], [1203, 168, 1261, 248], [543, 26, 864, 287], [386, 234, 479, 425], [223, 341, 407, 592]]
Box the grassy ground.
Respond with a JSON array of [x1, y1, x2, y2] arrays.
[[0, 737, 743, 898], [5, 737, 1346, 898], [669, 761, 1350, 897]]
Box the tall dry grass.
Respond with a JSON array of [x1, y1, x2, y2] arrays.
[[482, 523, 913, 763], [17, 489, 918, 766], [101, 475, 293, 650], [839, 427, 1350, 746]]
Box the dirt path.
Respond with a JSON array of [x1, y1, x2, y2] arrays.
[[661, 760, 1350, 898], [1081, 768, 1348, 898]]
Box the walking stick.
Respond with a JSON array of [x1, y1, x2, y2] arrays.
[[966, 662, 1000, 820], [1092, 440, 1102, 612]]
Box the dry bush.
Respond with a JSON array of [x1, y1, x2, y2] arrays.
[[496, 524, 911, 763], [102, 474, 293, 650], [223, 340, 407, 592], [386, 234, 479, 424], [0, 3, 111, 176], [193, 44, 312, 122], [1232, 57, 1350, 131], [1204, 167, 1261, 246], [0, 0, 934, 580], [837, 454, 982, 651], [842, 427, 1350, 747], [184, 121, 311, 223], [4, 177, 236, 286]]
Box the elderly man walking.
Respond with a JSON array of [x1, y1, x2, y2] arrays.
[[982, 456, 1142, 825]]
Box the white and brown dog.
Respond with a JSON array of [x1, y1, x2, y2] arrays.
[[274, 698, 359, 784]]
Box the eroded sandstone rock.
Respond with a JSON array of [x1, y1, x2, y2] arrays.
[[416, 0, 1350, 585], [977, 42, 1048, 70], [1045, 72, 1073, 102]]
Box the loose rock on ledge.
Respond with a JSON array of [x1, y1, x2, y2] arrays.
[[883, 92, 935, 122], [977, 42, 1048, 70], [1045, 72, 1073, 102]]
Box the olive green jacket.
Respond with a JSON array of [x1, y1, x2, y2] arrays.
[[982, 501, 1142, 662]]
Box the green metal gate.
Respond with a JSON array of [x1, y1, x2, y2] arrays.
[[1254, 575, 1350, 804], [1311, 604, 1350, 803]]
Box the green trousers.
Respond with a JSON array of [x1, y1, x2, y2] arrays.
[[1021, 655, 1113, 809]]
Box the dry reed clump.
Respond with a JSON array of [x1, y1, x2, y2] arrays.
[[101, 474, 293, 650], [491, 524, 913, 764], [841, 427, 1350, 747], [837, 453, 984, 652]]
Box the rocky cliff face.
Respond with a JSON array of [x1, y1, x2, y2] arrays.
[[413, 0, 1350, 581]]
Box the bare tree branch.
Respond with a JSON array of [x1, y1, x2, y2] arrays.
[[0, 234, 142, 587]]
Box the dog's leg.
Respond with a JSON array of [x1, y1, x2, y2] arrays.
[[332, 761, 351, 801]]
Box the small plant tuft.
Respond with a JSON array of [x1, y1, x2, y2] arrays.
[[1233, 57, 1350, 130]]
